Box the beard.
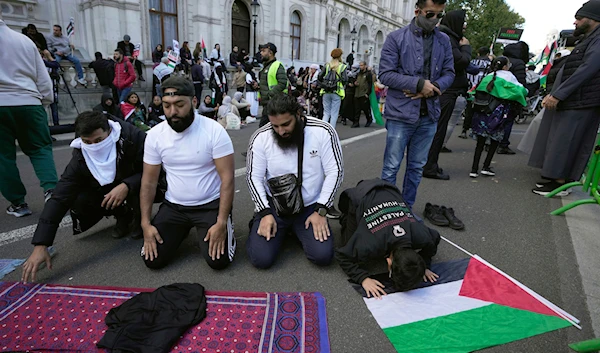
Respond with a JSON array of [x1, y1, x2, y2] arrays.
[[574, 21, 591, 37], [272, 118, 304, 151], [167, 106, 195, 133]]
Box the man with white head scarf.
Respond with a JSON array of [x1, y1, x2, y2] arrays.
[[22, 111, 150, 282]]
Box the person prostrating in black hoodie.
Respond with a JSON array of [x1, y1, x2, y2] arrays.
[[336, 179, 441, 298], [423, 9, 472, 180]]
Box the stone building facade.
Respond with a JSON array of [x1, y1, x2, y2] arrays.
[[0, 0, 414, 121]]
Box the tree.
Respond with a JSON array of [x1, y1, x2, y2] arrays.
[[445, 0, 525, 56]]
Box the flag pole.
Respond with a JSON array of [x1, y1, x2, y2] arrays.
[[441, 236, 474, 257]]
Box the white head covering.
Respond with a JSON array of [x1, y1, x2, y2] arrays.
[[233, 92, 243, 102], [70, 120, 122, 186], [310, 64, 319, 70]]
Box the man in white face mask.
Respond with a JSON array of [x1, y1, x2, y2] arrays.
[[378, 0, 455, 210], [22, 111, 150, 282]]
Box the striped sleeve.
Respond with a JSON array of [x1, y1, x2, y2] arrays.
[[307, 119, 344, 208], [246, 124, 271, 213]]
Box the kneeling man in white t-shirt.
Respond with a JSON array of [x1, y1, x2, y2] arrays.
[[140, 77, 236, 269], [246, 95, 344, 268]]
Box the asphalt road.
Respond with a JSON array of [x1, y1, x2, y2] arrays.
[[1, 120, 596, 353]]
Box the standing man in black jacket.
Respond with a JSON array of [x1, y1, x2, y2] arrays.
[[423, 10, 472, 180], [499, 41, 529, 155], [89, 52, 117, 101], [21, 111, 147, 282]]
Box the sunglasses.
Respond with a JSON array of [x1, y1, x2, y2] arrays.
[[421, 10, 445, 19]]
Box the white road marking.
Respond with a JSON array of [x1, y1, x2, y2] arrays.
[[1, 128, 386, 247]]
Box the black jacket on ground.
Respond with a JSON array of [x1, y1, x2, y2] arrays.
[[89, 58, 115, 87], [32, 118, 145, 246], [439, 10, 472, 92], [93, 92, 123, 119], [97, 283, 207, 353], [503, 41, 529, 86], [336, 179, 441, 285]]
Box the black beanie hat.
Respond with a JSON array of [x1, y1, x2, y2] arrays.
[[576, 0, 600, 22]]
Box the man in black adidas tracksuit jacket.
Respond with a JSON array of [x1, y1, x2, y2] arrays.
[[336, 178, 440, 297]]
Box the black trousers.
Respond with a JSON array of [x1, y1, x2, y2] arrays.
[[472, 136, 499, 172], [69, 187, 136, 235], [194, 83, 203, 108], [144, 199, 235, 270], [463, 101, 474, 133], [259, 109, 269, 127], [129, 58, 143, 77], [353, 96, 372, 124], [424, 91, 459, 175]]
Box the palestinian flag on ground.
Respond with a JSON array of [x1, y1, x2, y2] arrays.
[[365, 256, 579, 353], [475, 70, 528, 107]]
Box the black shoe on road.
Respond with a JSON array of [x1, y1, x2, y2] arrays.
[[423, 171, 450, 180], [458, 131, 468, 139], [326, 206, 342, 219], [351, 123, 360, 128], [365, 121, 372, 127], [424, 203, 449, 227], [113, 213, 133, 239], [497, 147, 516, 155], [441, 206, 464, 230], [532, 182, 570, 197], [441, 146, 452, 153], [481, 167, 496, 177]]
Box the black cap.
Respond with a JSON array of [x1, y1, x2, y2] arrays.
[[161, 76, 195, 97], [576, 0, 600, 22], [259, 42, 277, 54]]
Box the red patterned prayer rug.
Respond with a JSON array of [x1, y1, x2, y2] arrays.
[[0, 282, 330, 353]]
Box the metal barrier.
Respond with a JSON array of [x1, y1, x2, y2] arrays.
[[547, 132, 600, 215]]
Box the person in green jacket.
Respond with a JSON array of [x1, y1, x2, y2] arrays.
[[255, 42, 289, 127]]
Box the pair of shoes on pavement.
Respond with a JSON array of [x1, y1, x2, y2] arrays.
[[424, 203, 464, 230], [469, 167, 495, 178], [532, 180, 570, 197], [6, 189, 55, 218], [424, 167, 450, 180], [497, 146, 516, 155]]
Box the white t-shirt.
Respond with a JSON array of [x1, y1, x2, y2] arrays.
[[144, 113, 234, 206], [247, 117, 344, 213]]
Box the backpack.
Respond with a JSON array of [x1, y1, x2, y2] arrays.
[[320, 65, 340, 93]]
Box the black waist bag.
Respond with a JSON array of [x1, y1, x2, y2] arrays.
[[473, 90, 502, 115], [267, 120, 305, 217]]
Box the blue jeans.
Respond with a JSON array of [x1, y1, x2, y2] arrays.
[[322, 93, 342, 129], [118, 87, 132, 103], [55, 54, 83, 79], [247, 202, 334, 269], [381, 115, 437, 208]]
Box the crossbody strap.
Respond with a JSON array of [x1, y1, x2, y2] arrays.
[[297, 118, 306, 186]]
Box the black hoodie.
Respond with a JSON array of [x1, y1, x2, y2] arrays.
[[439, 10, 472, 91], [503, 41, 529, 86], [336, 179, 441, 285], [94, 92, 123, 120]]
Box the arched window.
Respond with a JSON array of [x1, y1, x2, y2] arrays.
[[290, 11, 301, 60], [149, 0, 178, 49]]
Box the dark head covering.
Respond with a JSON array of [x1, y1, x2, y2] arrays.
[[440, 9, 466, 39], [259, 42, 278, 54], [576, 0, 600, 22], [161, 76, 195, 97]]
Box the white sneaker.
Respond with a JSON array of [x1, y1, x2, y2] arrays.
[[481, 167, 496, 176], [246, 117, 257, 124], [77, 78, 87, 86], [469, 171, 478, 178]]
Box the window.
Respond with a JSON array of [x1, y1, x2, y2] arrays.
[[149, 0, 178, 49], [290, 11, 301, 60]]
